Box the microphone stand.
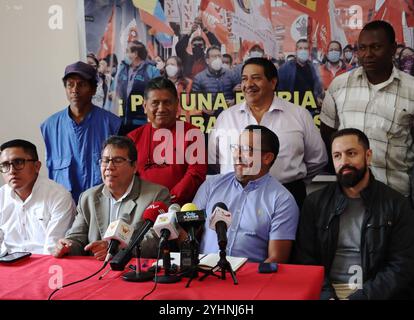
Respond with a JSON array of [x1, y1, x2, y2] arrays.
[[122, 246, 154, 282], [154, 239, 181, 284], [182, 228, 218, 288], [199, 244, 238, 285]]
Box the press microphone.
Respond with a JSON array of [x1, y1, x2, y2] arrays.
[[176, 203, 206, 272], [153, 203, 181, 244], [209, 202, 232, 251], [110, 201, 167, 271], [176, 203, 206, 237], [102, 219, 133, 264]]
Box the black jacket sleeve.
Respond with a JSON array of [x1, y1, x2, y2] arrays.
[[357, 198, 414, 300]]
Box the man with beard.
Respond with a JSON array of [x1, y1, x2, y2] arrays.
[[294, 128, 414, 300], [194, 125, 299, 263]]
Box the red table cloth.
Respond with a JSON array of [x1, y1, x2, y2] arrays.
[[0, 254, 324, 300]]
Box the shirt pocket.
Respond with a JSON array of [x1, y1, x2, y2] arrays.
[[47, 156, 72, 192]]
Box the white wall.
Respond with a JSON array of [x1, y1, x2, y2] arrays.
[[0, 0, 84, 184]]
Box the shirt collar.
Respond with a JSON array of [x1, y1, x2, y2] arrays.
[[65, 105, 95, 126], [102, 177, 134, 203], [232, 173, 271, 191], [239, 96, 284, 114]]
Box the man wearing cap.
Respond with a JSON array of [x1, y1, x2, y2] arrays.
[[41, 61, 122, 203]]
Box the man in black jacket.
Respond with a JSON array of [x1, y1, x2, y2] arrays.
[[295, 128, 414, 300]]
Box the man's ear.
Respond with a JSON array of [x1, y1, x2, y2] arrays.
[[366, 148, 373, 166], [143, 100, 148, 115], [263, 152, 275, 167], [35, 161, 42, 174]]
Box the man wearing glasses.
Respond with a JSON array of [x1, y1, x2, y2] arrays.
[[193, 126, 299, 263], [0, 139, 75, 256], [127, 77, 207, 206], [54, 136, 170, 260]]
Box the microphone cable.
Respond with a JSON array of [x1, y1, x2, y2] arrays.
[[47, 260, 109, 300], [139, 244, 162, 300]]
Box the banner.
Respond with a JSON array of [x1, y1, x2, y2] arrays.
[[84, 0, 414, 133]]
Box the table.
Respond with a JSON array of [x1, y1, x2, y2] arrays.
[[0, 254, 324, 300]]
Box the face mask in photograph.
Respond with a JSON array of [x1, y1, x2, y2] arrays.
[[165, 65, 179, 77], [210, 58, 223, 71], [344, 51, 353, 61], [296, 49, 309, 63], [327, 50, 341, 63]]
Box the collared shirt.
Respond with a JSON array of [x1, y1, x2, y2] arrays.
[[208, 96, 328, 183], [320, 66, 414, 195], [127, 121, 207, 206], [193, 172, 299, 262], [102, 178, 134, 223], [40, 105, 121, 203], [0, 176, 75, 255]]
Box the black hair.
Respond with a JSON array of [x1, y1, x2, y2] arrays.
[[296, 38, 309, 48], [361, 20, 395, 44], [343, 44, 353, 52], [330, 128, 370, 150], [328, 40, 342, 52], [241, 57, 278, 84], [222, 53, 233, 65], [0, 139, 39, 161], [206, 45, 221, 59], [244, 125, 279, 167], [190, 36, 206, 47], [144, 76, 178, 101], [102, 136, 137, 163], [129, 40, 148, 60], [104, 53, 118, 67]]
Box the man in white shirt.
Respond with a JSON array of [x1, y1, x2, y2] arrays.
[[0, 139, 75, 255], [209, 57, 328, 208]]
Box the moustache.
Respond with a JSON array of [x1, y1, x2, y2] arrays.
[[339, 165, 357, 175]]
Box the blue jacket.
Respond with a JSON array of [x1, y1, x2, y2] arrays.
[[40, 106, 121, 203], [277, 60, 323, 101], [116, 61, 160, 130], [192, 67, 239, 101]]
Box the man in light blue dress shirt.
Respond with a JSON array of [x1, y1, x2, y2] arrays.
[[193, 125, 299, 262]]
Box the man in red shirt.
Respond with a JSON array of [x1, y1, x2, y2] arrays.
[[128, 77, 207, 206]]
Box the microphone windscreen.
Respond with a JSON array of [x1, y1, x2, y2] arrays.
[[181, 203, 198, 211], [168, 203, 181, 213], [212, 202, 228, 212], [143, 201, 168, 222]]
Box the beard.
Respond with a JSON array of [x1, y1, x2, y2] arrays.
[[336, 163, 367, 188]]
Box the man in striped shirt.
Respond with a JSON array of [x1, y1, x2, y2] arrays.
[[320, 20, 414, 204]]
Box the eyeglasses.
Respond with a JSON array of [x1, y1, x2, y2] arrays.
[[230, 144, 265, 154], [0, 158, 36, 173], [99, 157, 133, 167]]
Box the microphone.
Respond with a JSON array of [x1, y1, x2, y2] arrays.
[[209, 202, 232, 251], [110, 201, 167, 271], [176, 203, 206, 237], [153, 204, 181, 244], [176, 203, 206, 272], [102, 219, 133, 264]]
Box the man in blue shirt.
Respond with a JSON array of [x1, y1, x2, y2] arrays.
[[41, 61, 121, 203], [193, 125, 299, 262]]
